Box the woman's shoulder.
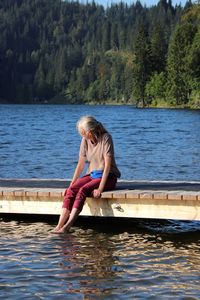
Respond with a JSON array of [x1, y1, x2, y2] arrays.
[[80, 137, 88, 147], [102, 132, 112, 143]]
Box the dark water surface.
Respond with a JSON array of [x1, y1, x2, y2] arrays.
[[0, 105, 200, 299], [0, 104, 199, 180], [0, 218, 200, 299]]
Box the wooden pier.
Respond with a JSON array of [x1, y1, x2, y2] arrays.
[[0, 179, 200, 221]]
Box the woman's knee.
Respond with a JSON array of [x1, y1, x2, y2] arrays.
[[63, 187, 77, 211], [65, 185, 77, 198], [73, 187, 90, 210], [77, 185, 91, 197]]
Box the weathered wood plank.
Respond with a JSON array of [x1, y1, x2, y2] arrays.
[[0, 179, 200, 221]]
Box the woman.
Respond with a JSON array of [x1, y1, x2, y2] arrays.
[[53, 116, 120, 233]]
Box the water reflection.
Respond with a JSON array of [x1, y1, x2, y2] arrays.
[[1, 218, 200, 299], [57, 230, 117, 298]]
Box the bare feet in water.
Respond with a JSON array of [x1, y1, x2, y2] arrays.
[[52, 226, 69, 234], [52, 226, 64, 233]]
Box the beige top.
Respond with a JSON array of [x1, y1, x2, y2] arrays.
[[79, 133, 121, 178]]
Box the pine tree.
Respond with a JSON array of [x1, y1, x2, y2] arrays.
[[150, 24, 167, 73], [0, 0, 187, 104], [133, 24, 151, 107], [102, 20, 111, 51], [167, 22, 197, 104]]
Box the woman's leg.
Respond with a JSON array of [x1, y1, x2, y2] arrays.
[[54, 208, 80, 233], [57, 178, 102, 233], [62, 175, 91, 210], [55, 175, 117, 233], [52, 208, 70, 232], [52, 175, 91, 232]]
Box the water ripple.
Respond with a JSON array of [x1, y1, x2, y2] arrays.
[[0, 104, 200, 180], [0, 220, 200, 299]]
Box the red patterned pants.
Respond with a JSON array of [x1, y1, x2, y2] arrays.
[[62, 174, 117, 212]]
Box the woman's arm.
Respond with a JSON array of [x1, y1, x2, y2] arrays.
[[70, 156, 85, 186], [93, 155, 111, 198]]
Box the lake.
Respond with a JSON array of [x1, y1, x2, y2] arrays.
[[0, 104, 200, 299], [0, 104, 200, 180]]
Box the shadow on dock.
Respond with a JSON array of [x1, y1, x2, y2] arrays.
[[0, 178, 200, 191]]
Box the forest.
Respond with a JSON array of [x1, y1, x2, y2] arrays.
[[0, 0, 199, 107]]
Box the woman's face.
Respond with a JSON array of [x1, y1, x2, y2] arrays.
[[80, 127, 89, 138], [80, 127, 94, 140]]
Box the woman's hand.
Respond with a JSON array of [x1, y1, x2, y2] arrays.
[[93, 189, 102, 198]]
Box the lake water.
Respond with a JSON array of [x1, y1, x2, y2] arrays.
[[0, 104, 200, 180], [0, 104, 200, 299], [0, 218, 200, 299]]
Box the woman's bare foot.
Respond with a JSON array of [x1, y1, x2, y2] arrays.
[[52, 208, 79, 234], [52, 226, 62, 233], [52, 225, 69, 234], [54, 227, 66, 234]]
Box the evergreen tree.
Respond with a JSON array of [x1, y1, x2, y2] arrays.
[[133, 24, 151, 107], [145, 72, 166, 102], [167, 22, 197, 104], [150, 24, 167, 73], [0, 0, 192, 105], [188, 28, 200, 90]]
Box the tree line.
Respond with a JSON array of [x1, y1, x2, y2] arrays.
[[0, 0, 199, 107]]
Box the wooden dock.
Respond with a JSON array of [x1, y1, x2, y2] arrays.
[[0, 179, 200, 221]]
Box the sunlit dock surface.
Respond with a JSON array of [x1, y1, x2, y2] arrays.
[[0, 179, 200, 221]]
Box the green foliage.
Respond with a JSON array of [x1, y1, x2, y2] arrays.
[[0, 0, 198, 107], [133, 24, 151, 107], [166, 4, 200, 105], [145, 72, 166, 101], [150, 24, 167, 73], [187, 27, 200, 86]]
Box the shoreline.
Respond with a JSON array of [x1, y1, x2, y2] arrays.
[[0, 98, 200, 110]]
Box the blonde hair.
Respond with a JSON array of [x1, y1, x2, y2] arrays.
[[77, 116, 107, 137]]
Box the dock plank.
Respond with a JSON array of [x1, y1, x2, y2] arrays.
[[0, 179, 200, 220]]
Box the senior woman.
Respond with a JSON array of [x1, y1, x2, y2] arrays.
[[53, 115, 120, 233]]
